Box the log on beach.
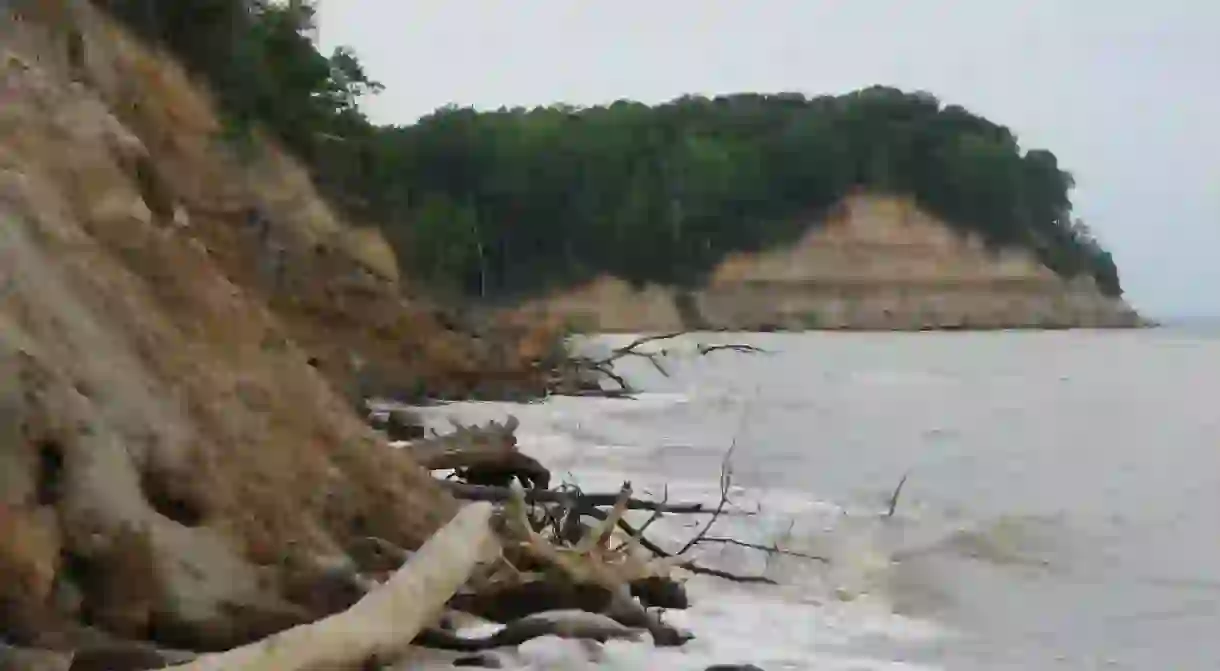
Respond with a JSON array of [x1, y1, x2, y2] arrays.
[[160, 503, 498, 671]]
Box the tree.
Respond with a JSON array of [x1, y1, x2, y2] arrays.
[[97, 2, 1124, 300]]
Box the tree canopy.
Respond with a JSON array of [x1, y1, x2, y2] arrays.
[[96, 0, 1124, 300]]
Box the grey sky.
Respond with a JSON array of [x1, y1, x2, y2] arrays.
[[318, 0, 1218, 318]]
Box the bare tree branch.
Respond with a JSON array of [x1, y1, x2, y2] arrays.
[[697, 343, 770, 356], [694, 536, 828, 564], [885, 471, 911, 518], [579, 506, 778, 585], [440, 481, 717, 514], [676, 391, 755, 555], [549, 330, 767, 397]]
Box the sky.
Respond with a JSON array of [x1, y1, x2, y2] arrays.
[[317, 0, 1218, 318]]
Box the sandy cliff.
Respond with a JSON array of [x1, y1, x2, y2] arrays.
[[532, 193, 1143, 332], [519, 276, 688, 333], [0, 0, 549, 652]]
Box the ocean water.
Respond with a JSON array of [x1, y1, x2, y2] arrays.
[[403, 328, 1220, 670]]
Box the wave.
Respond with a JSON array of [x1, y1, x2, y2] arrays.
[[420, 395, 955, 670]]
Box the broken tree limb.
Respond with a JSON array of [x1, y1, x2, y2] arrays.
[[884, 470, 911, 518], [439, 481, 717, 514], [693, 537, 829, 564], [401, 416, 551, 490], [696, 343, 770, 356], [579, 506, 778, 586], [447, 579, 622, 624], [551, 330, 769, 396], [160, 502, 499, 671], [675, 440, 737, 555], [501, 483, 692, 647], [412, 610, 644, 651]]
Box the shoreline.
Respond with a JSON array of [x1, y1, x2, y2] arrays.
[[571, 321, 1160, 335]]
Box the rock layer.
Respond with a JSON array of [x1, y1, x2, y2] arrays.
[[528, 194, 1143, 332]]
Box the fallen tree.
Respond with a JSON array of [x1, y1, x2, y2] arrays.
[[397, 411, 812, 590], [159, 502, 499, 671], [0, 404, 815, 670], [546, 330, 770, 396]]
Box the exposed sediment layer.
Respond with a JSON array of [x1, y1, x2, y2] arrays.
[[0, 0, 549, 652], [528, 194, 1143, 332]]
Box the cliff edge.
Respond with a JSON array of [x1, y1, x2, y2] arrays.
[[0, 0, 551, 653], [529, 193, 1143, 332]]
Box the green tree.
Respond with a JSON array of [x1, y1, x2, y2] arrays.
[[96, 1, 1124, 301]]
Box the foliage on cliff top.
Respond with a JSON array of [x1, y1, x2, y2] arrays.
[[95, 0, 1123, 301]]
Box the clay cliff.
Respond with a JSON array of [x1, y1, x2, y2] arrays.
[[528, 193, 1144, 332], [0, 0, 550, 653]]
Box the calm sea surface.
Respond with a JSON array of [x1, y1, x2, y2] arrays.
[[424, 328, 1220, 670]]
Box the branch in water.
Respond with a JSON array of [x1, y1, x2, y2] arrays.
[[552, 329, 768, 396], [884, 471, 910, 518], [578, 506, 778, 586], [695, 536, 828, 564], [440, 481, 715, 514]]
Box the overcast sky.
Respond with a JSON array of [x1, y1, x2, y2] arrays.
[[318, 0, 1218, 318]]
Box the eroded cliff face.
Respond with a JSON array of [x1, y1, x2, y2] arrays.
[[519, 276, 688, 333], [0, 0, 543, 651], [699, 194, 1142, 330], [531, 194, 1143, 332]]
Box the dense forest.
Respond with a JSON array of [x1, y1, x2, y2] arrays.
[[94, 0, 1123, 299]]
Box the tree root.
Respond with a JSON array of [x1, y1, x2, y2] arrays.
[[497, 482, 693, 647]]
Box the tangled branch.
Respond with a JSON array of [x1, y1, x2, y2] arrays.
[[552, 330, 770, 395]]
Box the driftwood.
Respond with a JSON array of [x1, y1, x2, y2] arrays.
[[448, 579, 624, 625], [160, 502, 498, 671], [360, 401, 824, 656], [884, 470, 911, 518], [579, 505, 779, 585], [413, 610, 644, 651], [498, 482, 693, 647], [441, 481, 713, 514], [48, 417, 815, 665], [400, 416, 551, 490], [554, 438, 823, 585], [435, 426, 783, 587], [551, 330, 770, 396]]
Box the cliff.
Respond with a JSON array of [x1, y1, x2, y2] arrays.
[[0, 0, 549, 653], [529, 193, 1143, 332]]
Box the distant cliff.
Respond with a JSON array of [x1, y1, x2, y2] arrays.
[[526, 193, 1144, 332]]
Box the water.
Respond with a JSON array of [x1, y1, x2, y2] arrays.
[[407, 328, 1220, 670]]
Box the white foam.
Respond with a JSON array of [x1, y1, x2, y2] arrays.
[[387, 395, 950, 669], [454, 579, 946, 671]]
